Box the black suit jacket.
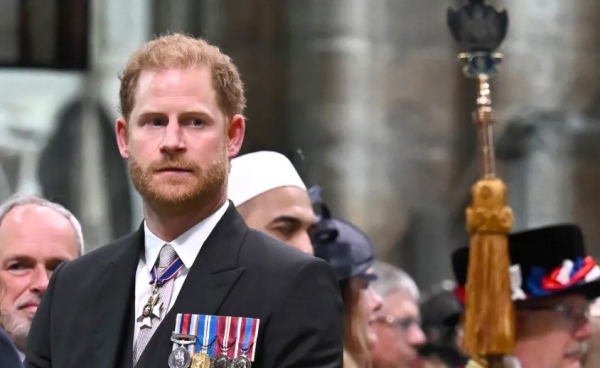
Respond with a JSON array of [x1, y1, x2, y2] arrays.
[[0, 327, 23, 368], [25, 203, 343, 368]]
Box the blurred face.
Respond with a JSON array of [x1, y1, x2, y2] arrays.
[[0, 205, 79, 350], [372, 291, 426, 368], [355, 271, 383, 347], [238, 187, 316, 254], [116, 67, 245, 214], [515, 294, 593, 368]]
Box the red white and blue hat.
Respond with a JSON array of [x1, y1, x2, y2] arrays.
[[451, 224, 600, 305]]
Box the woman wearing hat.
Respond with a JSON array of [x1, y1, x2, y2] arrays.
[[311, 191, 383, 368]]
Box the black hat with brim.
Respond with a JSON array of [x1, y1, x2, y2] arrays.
[[451, 224, 600, 304]]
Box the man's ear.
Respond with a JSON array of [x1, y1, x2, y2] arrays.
[[116, 117, 130, 159], [226, 114, 245, 159]]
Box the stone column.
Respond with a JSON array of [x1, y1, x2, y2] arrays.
[[286, 0, 387, 240], [80, 0, 151, 247], [286, 0, 463, 287]]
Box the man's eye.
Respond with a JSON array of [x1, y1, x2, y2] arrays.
[[188, 119, 205, 127], [7, 263, 25, 271], [275, 226, 295, 237], [148, 119, 164, 126]]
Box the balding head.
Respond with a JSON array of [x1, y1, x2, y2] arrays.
[[0, 204, 79, 254], [0, 194, 81, 351], [0, 194, 84, 254]]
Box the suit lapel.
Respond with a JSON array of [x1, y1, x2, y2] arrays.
[[90, 226, 144, 368], [135, 203, 247, 368]]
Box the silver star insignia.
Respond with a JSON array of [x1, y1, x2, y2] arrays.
[[152, 301, 163, 319], [140, 315, 153, 329], [137, 301, 163, 330]]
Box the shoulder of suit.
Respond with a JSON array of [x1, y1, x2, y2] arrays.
[[56, 231, 138, 270], [242, 229, 329, 270]]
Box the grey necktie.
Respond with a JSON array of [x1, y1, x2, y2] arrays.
[[133, 244, 179, 365]]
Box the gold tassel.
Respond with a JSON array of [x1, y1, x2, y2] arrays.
[[462, 178, 515, 357], [466, 357, 488, 368]]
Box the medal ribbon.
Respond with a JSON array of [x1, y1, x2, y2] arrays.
[[234, 317, 260, 361], [149, 257, 184, 285], [194, 314, 218, 355], [172, 313, 192, 351], [189, 314, 199, 355], [216, 316, 239, 359]]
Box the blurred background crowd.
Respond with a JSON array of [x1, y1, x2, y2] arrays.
[[3, 0, 600, 367]]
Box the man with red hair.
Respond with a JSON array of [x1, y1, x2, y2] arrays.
[[26, 33, 343, 368]]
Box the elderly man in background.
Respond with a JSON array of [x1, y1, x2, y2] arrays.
[[228, 150, 316, 254], [453, 224, 597, 368], [583, 298, 600, 367], [0, 194, 82, 360], [370, 260, 426, 368]]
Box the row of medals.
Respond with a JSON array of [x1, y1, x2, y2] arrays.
[[168, 345, 252, 368], [143, 287, 252, 368]]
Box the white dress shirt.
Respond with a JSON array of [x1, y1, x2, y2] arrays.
[[133, 201, 229, 342]]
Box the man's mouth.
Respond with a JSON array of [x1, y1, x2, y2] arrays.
[[156, 168, 193, 174], [19, 303, 39, 313], [564, 344, 587, 361]]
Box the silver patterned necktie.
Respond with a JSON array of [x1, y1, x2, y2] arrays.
[[133, 243, 179, 365]]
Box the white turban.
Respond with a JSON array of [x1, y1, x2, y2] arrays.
[[228, 151, 307, 207]]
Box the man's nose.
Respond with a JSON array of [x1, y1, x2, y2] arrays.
[[293, 232, 314, 255], [30, 266, 50, 294], [409, 324, 427, 346], [575, 318, 595, 340], [160, 120, 186, 153]]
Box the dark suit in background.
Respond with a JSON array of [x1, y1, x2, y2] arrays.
[[0, 327, 23, 368], [26, 204, 343, 368]]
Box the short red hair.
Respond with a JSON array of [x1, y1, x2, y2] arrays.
[[118, 33, 246, 120]]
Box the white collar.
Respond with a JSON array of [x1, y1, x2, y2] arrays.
[[504, 356, 522, 368], [143, 201, 229, 271]]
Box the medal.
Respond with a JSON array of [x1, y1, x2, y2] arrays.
[[232, 355, 252, 368], [213, 316, 238, 368], [137, 256, 184, 330], [188, 314, 217, 366], [190, 352, 211, 368], [169, 314, 196, 368], [168, 347, 192, 368], [137, 288, 163, 329], [213, 354, 232, 368], [232, 317, 260, 368]]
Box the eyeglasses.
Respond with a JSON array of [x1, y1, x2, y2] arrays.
[[518, 302, 590, 325], [374, 315, 421, 333]]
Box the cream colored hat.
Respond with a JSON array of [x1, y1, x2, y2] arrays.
[[227, 151, 307, 207]]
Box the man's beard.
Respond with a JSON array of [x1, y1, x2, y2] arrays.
[[0, 306, 30, 352], [128, 144, 229, 215]]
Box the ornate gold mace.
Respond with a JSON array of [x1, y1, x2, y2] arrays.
[[447, 1, 515, 367]]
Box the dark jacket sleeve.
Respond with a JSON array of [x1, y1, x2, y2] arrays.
[[261, 258, 344, 368], [0, 326, 23, 368], [25, 262, 65, 368]]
